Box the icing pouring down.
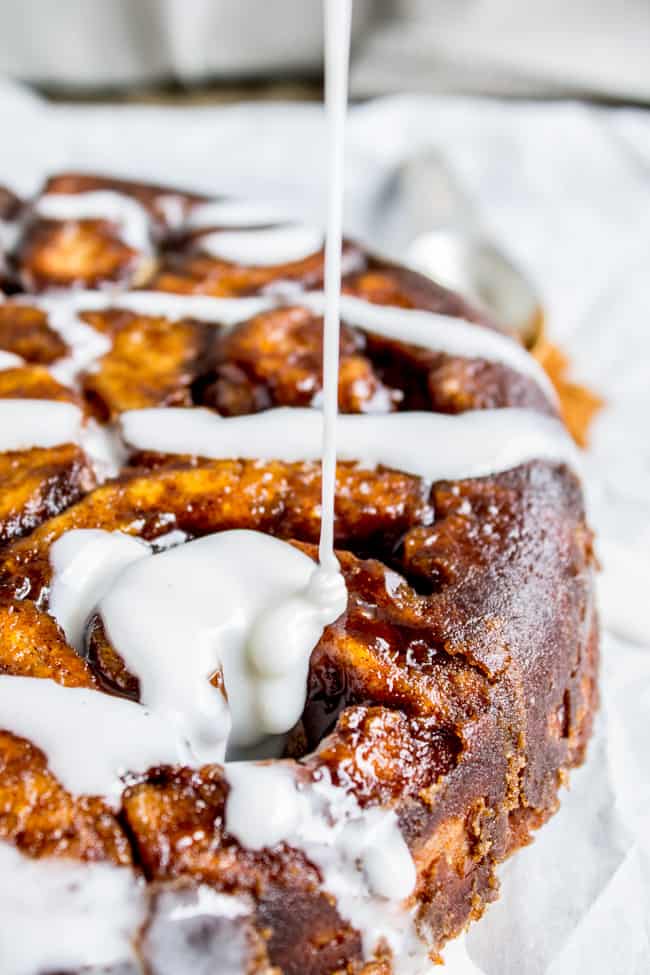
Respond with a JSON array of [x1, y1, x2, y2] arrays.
[[0, 2, 596, 974]]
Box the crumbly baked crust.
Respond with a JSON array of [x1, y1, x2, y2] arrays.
[[0, 174, 598, 974]]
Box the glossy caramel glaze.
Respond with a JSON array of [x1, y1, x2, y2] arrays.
[[0, 173, 598, 974]]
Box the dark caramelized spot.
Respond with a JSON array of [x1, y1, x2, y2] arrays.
[[0, 304, 68, 364], [0, 598, 96, 687], [0, 364, 82, 406], [190, 298, 553, 418], [0, 443, 94, 544], [85, 613, 140, 701]]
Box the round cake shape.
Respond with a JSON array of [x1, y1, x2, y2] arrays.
[[0, 174, 598, 975]]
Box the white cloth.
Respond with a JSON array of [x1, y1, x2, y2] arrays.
[[0, 82, 649, 971]]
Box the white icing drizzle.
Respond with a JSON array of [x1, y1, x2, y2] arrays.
[[142, 885, 253, 975], [224, 763, 429, 971], [0, 841, 146, 975], [16, 291, 113, 386], [303, 290, 558, 402], [320, 0, 350, 575], [0, 399, 82, 452], [79, 417, 128, 479], [13, 289, 273, 386], [198, 224, 323, 267], [121, 405, 578, 482], [0, 395, 120, 478], [34, 190, 152, 253], [49, 529, 151, 652], [185, 198, 295, 230], [155, 193, 190, 230], [0, 349, 24, 370], [110, 289, 276, 325], [0, 676, 191, 801], [48, 528, 345, 762]]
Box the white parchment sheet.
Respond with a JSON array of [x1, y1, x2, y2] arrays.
[[0, 82, 648, 973]]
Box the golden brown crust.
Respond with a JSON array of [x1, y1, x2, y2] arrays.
[[79, 308, 217, 420], [0, 728, 132, 864], [0, 364, 81, 405], [0, 598, 97, 687], [0, 305, 68, 364], [0, 173, 599, 974], [0, 443, 94, 544], [18, 219, 141, 291]]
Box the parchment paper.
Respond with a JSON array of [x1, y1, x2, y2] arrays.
[[0, 80, 648, 973]]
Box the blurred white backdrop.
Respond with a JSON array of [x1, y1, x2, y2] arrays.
[[1, 0, 649, 101]]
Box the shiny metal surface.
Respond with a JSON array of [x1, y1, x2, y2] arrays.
[[401, 150, 543, 347]]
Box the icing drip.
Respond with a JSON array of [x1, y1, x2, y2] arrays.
[[0, 399, 82, 452], [50, 528, 345, 760], [0, 676, 189, 800], [303, 290, 557, 402], [121, 405, 578, 482], [224, 764, 428, 971], [49, 529, 151, 652], [34, 191, 152, 252], [185, 198, 295, 230], [0, 349, 24, 370], [0, 842, 145, 975], [198, 224, 323, 267]]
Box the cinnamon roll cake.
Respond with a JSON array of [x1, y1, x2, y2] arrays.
[[0, 173, 598, 975]]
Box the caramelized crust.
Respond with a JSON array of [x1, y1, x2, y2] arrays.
[[195, 301, 552, 417], [0, 599, 96, 687], [11, 174, 211, 291], [79, 308, 217, 420], [0, 455, 597, 969], [0, 174, 598, 974], [0, 368, 93, 542], [0, 304, 68, 363], [200, 305, 399, 415], [0, 729, 131, 864], [0, 458, 432, 600], [0, 444, 94, 545], [147, 243, 359, 297], [43, 172, 207, 227], [18, 219, 142, 291]]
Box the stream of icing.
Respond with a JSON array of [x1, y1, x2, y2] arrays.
[[319, 0, 351, 576], [0, 3, 583, 971]]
